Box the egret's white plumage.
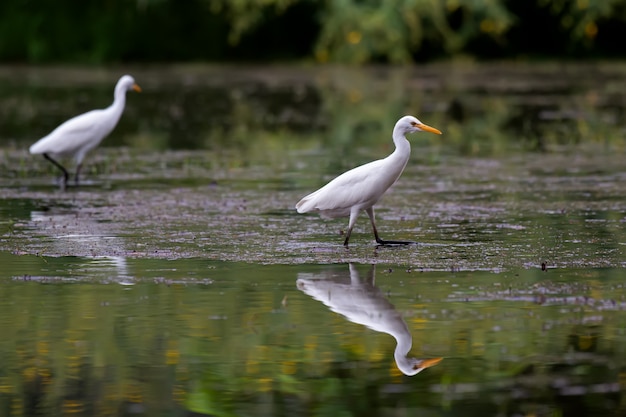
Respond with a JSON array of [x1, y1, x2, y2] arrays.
[[29, 74, 141, 188], [296, 115, 442, 246]]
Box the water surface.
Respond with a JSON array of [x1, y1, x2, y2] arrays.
[[0, 63, 625, 416], [0, 260, 624, 416]]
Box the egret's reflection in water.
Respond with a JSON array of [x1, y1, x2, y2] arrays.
[[297, 263, 442, 376]]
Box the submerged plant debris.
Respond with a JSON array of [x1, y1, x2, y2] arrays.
[[0, 63, 625, 269], [0, 145, 624, 270]]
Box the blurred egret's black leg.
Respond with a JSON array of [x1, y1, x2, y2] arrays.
[[366, 207, 415, 246], [43, 153, 69, 189]]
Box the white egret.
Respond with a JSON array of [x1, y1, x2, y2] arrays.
[[296, 115, 442, 247], [29, 74, 141, 188]]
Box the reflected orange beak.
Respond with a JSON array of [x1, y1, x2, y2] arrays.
[[417, 123, 442, 135], [133, 84, 142, 93], [414, 357, 443, 370]]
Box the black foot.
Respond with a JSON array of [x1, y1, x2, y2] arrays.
[[58, 175, 69, 191], [375, 239, 417, 247], [43, 153, 70, 190]]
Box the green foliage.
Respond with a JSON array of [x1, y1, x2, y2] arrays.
[[207, 0, 625, 63], [315, 0, 514, 63], [208, 0, 297, 45], [0, 0, 625, 63], [538, 0, 618, 42]]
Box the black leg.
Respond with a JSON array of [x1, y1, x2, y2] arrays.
[[366, 207, 416, 246], [43, 153, 69, 189], [343, 227, 353, 247]]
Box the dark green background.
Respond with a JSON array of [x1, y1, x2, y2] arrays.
[[1, 0, 625, 64]]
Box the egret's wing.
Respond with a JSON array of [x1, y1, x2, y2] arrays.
[[30, 110, 104, 155], [296, 160, 387, 214]]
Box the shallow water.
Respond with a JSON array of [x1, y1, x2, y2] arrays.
[[0, 63, 625, 416], [1, 147, 624, 269], [0, 261, 625, 416]]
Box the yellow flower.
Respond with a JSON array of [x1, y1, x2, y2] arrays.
[[347, 31, 362, 45], [584, 22, 598, 39]]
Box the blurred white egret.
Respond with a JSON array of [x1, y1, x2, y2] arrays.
[[296, 115, 442, 247], [29, 74, 141, 188]]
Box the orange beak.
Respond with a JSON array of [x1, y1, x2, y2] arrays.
[[417, 123, 442, 135], [414, 357, 443, 371], [133, 84, 142, 93]]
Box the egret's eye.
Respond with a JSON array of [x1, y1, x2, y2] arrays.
[[410, 122, 418, 127]]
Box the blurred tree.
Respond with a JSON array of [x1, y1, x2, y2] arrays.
[[314, 0, 513, 63], [205, 0, 626, 62], [505, 0, 626, 57], [0, 0, 624, 63], [209, 0, 296, 45]]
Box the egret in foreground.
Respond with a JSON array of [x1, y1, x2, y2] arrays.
[[296, 115, 442, 247], [29, 74, 141, 188]]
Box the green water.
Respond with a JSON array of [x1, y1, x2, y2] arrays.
[[0, 261, 624, 416], [0, 63, 625, 416]]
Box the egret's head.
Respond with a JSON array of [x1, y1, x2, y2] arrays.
[[397, 356, 443, 376], [396, 115, 441, 136], [118, 75, 142, 93]]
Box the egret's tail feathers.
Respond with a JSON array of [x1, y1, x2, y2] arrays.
[[297, 190, 323, 213], [295, 198, 311, 213], [29, 140, 46, 154]]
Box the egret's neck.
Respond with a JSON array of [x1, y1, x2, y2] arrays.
[[392, 329, 416, 375], [389, 127, 411, 167], [108, 83, 128, 116], [391, 322, 412, 357]]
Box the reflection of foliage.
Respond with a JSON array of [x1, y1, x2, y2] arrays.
[[1, 261, 625, 416], [2, 64, 625, 173], [3, 64, 625, 181]]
